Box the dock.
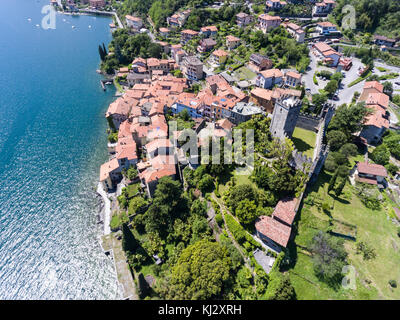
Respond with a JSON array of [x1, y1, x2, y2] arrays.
[[101, 233, 138, 300]]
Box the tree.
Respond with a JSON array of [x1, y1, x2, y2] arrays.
[[235, 199, 258, 225], [190, 199, 207, 217], [122, 223, 139, 254], [324, 79, 338, 96], [98, 44, 106, 61], [327, 130, 347, 151], [165, 239, 232, 299], [128, 196, 147, 216], [340, 143, 358, 158], [370, 144, 390, 165], [328, 103, 368, 139], [328, 170, 338, 193], [198, 174, 214, 194], [335, 178, 346, 197], [308, 231, 347, 286], [265, 273, 297, 300], [383, 81, 393, 97], [226, 184, 258, 213]]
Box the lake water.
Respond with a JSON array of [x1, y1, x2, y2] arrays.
[[0, 0, 121, 299]]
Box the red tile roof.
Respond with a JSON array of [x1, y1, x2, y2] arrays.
[[255, 216, 291, 247], [357, 162, 388, 177], [364, 81, 383, 93], [272, 197, 298, 225]]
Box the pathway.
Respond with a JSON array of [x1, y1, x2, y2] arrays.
[[102, 234, 139, 300], [211, 194, 256, 284]]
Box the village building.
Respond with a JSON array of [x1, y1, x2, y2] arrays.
[[181, 56, 204, 81], [358, 81, 390, 144], [100, 158, 122, 191], [374, 35, 396, 48], [312, 42, 341, 67], [282, 21, 305, 43], [356, 162, 388, 187], [89, 0, 105, 9], [248, 53, 273, 73], [284, 70, 302, 87], [266, 0, 287, 11], [316, 21, 339, 36], [200, 26, 218, 38], [125, 15, 143, 32], [312, 0, 335, 16], [197, 38, 217, 53], [230, 101, 263, 124], [258, 14, 281, 33], [159, 27, 170, 37], [210, 49, 229, 66], [256, 69, 284, 89], [167, 9, 191, 28], [181, 29, 199, 44], [236, 12, 253, 28], [226, 35, 241, 50]]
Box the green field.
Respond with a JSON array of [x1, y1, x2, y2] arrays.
[[289, 171, 400, 300], [234, 66, 256, 81], [291, 127, 317, 159]]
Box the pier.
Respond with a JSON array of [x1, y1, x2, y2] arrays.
[[79, 9, 123, 29]]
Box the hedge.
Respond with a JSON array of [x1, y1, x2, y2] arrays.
[[225, 213, 262, 253]]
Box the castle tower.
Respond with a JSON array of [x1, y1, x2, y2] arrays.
[[270, 97, 301, 140]]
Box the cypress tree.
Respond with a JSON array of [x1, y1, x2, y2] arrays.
[[102, 43, 108, 56], [335, 178, 346, 197], [328, 170, 338, 193], [98, 45, 105, 61]]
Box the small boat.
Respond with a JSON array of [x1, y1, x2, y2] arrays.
[[27, 18, 31, 22], [35, 24, 39, 27], [88, 25, 91, 28], [72, 25, 75, 29]]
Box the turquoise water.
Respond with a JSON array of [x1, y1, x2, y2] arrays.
[[0, 0, 121, 299]]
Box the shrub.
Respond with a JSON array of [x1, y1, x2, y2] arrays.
[[322, 202, 330, 213], [397, 227, 400, 238], [356, 241, 377, 260], [215, 213, 224, 227], [389, 280, 397, 288]]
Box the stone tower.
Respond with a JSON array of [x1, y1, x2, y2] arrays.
[[270, 97, 302, 140]]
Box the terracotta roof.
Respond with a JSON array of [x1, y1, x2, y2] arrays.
[[286, 71, 302, 79], [145, 138, 172, 154], [201, 26, 218, 32], [363, 80, 383, 92], [212, 49, 229, 57], [365, 92, 389, 108], [251, 87, 273, 100], [363, 104, 389, 129], [317, 21, 337, 28], [181, 29, 199, 36], [126, 15, 142, 22], [259, 14, 281, 21], [226, 35, 240, 42], [272, 198, 298, 225], [357, 176, 378, 185], [357, 162, 388, 177], [259, 68, 283, 79], [216, 119, 234, 131], [159, 27, 170, 33], [99, 158, 120, 182], [255, 216, 291, 247]]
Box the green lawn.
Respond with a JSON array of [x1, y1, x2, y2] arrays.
[[289, 171, 400, 300], [234, 66, 256, 81], [291, 127, 317, 159]]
